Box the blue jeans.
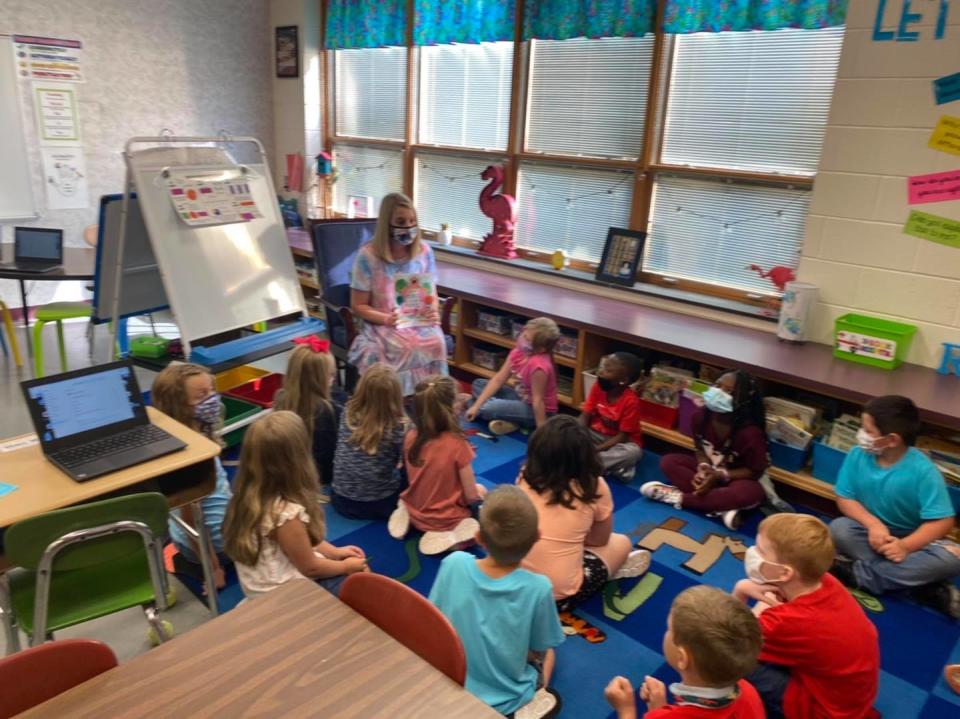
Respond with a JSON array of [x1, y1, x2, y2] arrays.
[[748, 663, 789, 719], [317, 573, 347, 597], [471, 378, 536, 427], [830, 516, 960, 594]]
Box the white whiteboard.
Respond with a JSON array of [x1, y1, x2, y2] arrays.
[[128, 145, 305, 345], [0, 36, 37, 221]]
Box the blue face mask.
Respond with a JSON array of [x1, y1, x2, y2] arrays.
[[194, 393, 223, 426], [703, 386, 734, 414]]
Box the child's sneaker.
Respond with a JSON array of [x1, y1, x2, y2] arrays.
[[829, 554, 858, 588], [722, 509, 742, 530], [612, 549, 651, 579], [318, 485, 331, 504], [911, 580, 960, 619], [640, 481, 683, 508], [418, 517, 479, 555], [515, 688, 562, 719], [388, 501, 410, 539], [488, 419, 519, 436]]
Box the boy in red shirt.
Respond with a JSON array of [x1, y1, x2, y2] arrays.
[[605, 585, 764, 718], [734, 514, 880, 719], [580, 352, 644, 482]]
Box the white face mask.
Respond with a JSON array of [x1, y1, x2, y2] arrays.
[[856, 427, 883, 455], [744, 545, 789, 585], [390, 225, 418, 246]]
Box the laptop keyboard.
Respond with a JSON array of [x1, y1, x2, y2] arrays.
[[55, 425, 171, 468]]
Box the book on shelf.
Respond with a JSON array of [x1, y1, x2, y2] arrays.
[[641, 366, 690, 408]]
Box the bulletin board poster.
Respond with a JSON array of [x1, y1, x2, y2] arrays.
[[33, 84, 81, 146], [167, 177, 263, 227], [13, 35, 83, 82]]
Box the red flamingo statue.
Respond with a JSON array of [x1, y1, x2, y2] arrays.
[[747, 264, 796, 292], [478, 165, 517, 259]]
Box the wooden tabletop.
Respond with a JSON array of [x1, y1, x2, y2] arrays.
[[0, 407, 221, 530], [22, 579, 500, 719], [0, 245, 96, 281], [437, 260, 960, 431]]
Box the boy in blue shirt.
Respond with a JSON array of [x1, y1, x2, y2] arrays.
[[829, 395, 960, 618], [430, 485, 564, 718]]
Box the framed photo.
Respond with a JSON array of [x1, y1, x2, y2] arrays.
[[596, 227, 646, 287], [275, 26, 299, 78]]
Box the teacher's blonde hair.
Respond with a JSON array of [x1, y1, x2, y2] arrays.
[[372, 192, 422, 263]]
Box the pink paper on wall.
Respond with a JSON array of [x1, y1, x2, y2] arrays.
[[286, 153, 304, 192], [907, 168, 960, 205]]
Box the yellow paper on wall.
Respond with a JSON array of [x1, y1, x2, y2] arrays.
[[929, 115, 960, 157]]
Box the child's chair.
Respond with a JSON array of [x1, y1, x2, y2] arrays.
[[0, 300, 23, 367], [0, 492, 172, 652], [32, 301, 93, 377], [0, 639, 117, 718]]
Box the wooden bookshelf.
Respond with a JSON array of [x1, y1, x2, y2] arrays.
[[462, 327, 578, 368]]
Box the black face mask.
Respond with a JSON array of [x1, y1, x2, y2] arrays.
[[597, 376, 618, 392]]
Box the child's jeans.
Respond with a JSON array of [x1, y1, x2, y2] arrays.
[[471, 379, 536, 427], [748, 662, 789, 719], [589, 430, 642, 476], [829, 516, 960, 594]]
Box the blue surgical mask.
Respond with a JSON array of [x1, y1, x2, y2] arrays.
[[703, 386, 734, 414], [390, 225, 418, 246], [194, 393, 222, 426]]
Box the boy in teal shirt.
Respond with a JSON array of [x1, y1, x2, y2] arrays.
[[830, 395, 960, 618], [430, 485, 564, 717]]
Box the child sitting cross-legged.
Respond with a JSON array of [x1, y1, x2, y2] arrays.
[[430, 485, 565, 719], [733, 513, 880, 719], [605, 585, 764, 719], [580, 352, 644, 482]]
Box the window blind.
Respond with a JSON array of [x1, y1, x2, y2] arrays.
[[645, 175, 810, 294], [334, 47, 408, 140], [526, 37, 654, 160], [515, 164, 633, 262], [331, 144, 404, 216], [415, 153, 492, 240], [662, 27, 843, 174], [419, 42, 514, 150]]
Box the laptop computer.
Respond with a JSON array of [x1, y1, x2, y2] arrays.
[[9, 227, 63, 273], [21, 360, 186, 482]]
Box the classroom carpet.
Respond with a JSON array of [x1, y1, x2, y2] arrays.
[[171, 431, 960, 718]]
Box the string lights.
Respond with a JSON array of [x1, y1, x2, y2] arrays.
[[672, 204, 799, 233], [420, 162, 481, 183], [522, 172, 632, 207]]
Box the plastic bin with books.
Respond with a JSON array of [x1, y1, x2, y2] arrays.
[[812, 414, 860, 484], [639, 365, 689, 428], [764, 397, 817, 472], [917, 434, 960, 512], [678, 380, 710, 436], [476, 309, 513, 336]]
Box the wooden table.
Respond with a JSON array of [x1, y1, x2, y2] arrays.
[[0, 244, 96, 355], [21, 579, 501, 719]]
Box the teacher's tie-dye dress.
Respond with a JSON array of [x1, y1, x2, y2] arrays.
[[348, 242, 448, 396]]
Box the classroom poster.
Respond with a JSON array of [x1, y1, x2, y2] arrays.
[[13, 35, 83, 82], [907, 169, 960, 205], [929, 115, 960, 157], [903, 210, 960, 249], [394, 273, 437, 329], [167, 177, 263, 227], [40, 146, 89, 210], [32, 83, 81, 146]]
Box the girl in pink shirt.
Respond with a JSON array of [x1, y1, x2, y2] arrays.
[[466, 317, 559, 436], [519, 415, 652, 611], [390, 375, 487, 555]]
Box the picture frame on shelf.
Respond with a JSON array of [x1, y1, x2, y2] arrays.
[[275, 26, 299, 78], [596, 227, 645, 287]]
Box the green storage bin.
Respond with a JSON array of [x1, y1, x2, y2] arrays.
[[221, 396, 262, 448], [833, 314, 917, 370]]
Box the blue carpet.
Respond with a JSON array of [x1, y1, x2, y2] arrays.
[[178, 429, 960, 718]]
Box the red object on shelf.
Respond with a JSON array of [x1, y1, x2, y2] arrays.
[[224, 373, 285, 408], [639, 399, 679, 429]]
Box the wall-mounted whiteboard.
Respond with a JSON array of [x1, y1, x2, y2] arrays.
[[0, 35, 37, 221]]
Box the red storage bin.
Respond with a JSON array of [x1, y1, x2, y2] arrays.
[[639, 399, 679, 429], [224, 372, 285, 408]]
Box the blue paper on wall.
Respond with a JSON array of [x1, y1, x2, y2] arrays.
[[934, 72, 960, 106], [0, 483, 18, 498]]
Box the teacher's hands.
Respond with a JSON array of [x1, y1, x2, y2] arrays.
[[382, 309, 399, 327]]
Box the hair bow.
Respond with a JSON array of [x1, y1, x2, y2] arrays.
[[294, 335, 330, 353]]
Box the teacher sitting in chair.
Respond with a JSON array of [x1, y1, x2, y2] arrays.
[[349, 192, 448, 396]]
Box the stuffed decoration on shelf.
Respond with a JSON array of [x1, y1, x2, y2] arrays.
[[747, 264, 796, 292], [478, 164, 517, 259]]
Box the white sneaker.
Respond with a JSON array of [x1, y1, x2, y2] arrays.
[[388, 501, 410, 539], [640, 481, 683, 508], [418, 517, 479, 555], [514, 688, 559, 719], [722, 509, 742, 530], [488, 419, 520, 436], [612, 549, 652, 579]]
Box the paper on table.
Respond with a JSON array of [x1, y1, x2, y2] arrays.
[[0, 483, 18, 498], [0, 434, 38, 453]]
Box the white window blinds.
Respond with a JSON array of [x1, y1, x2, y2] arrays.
[[415, 153, 492, 240], [645, 175, 810, 294], [331, 144, 404, 216], [515, 164, 633, 262], [662, 27, 843, 174], [526, 37, 654, 160], [334, 47, 408, 140], [419, 42, 513, 151]]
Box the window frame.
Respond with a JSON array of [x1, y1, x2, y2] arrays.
[[320, 0, 831, 308]]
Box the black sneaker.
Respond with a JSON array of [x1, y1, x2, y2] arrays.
[[911, 581, 960, 619], [829, 554, 858, 588]]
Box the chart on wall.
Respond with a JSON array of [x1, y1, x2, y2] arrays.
[[166, 176, 263, 227]]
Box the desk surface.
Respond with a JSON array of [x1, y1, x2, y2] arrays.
[[438, 260, 960, 431], [0, 245, 95, 282], [0, 407, 222, 530], [22, 579, 500, 719]]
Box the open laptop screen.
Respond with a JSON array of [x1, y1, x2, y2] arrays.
[[15, 227, 63, 262], [22, 361, 147, 452]]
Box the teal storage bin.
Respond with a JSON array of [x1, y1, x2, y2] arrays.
[[833, 314, 917, 370], [812, 440, 848, 485], [769, 438, 810, 473], [222, 396, 262, 448]]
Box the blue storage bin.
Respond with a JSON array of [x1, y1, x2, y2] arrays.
[[769, 438, 810, 473], [812, 440, 848, 485]]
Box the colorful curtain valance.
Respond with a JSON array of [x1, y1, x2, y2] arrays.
[[414, 0, 516, 45], [325, 0, 406, 50], [522, 1, 656, 42], [662, 0, 848, 34]]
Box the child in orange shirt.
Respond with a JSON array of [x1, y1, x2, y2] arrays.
[[581, 352, 644, 482]]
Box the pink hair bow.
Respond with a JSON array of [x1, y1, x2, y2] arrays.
[[294, 335, 330, 353]]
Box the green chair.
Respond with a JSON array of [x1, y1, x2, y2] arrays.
[[0, 492, 172, 652], [32, 301, 93, 377]]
